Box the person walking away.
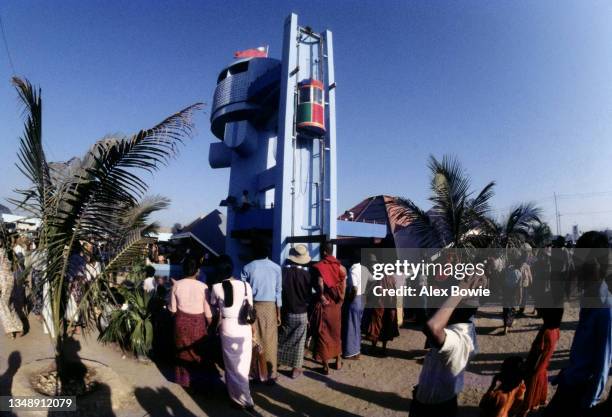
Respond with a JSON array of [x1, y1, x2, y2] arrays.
[[310, 242, 346, 375], [479, 356, 526, 417], [549, 236, 569, 318], [531, 246, 551, 317], [142, 265, 157, 293], [65, 243, 87, 335], [544, 231, 612, 416], [518, 252, 533, 316], [27, 241, 45, 319], [362, 270, 400, 356], [241, 241, 282, 384], [518, 308, 562, 416], [169, 255, 214, 389], [84, 244, 101, 282], [502, 251, 522, 335], [277, 244, 313, 379], [409, 274, 482, 417], [342, 253, 367, 360], [0, 240, 23, 338], [211, 257, 255, 411]]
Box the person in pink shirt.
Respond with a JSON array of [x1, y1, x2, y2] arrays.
[[169, 255, 213, 389]]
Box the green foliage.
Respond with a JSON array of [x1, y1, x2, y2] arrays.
[[98, 286, 154, 357], [395, 155, 496, 248], [8, 76, 202, 363], [395, 155, 545, 250], [489, 203, 543, 248], [531, 222, 553, 247]]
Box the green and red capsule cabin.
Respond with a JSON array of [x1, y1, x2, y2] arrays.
[[296, 79, 325, 136]]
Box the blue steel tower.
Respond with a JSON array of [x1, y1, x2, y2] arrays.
[[209, 14, 337, 270]]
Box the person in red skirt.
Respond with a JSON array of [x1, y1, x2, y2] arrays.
[[518, 308, 563, 416], [169, 255, 214, 389]]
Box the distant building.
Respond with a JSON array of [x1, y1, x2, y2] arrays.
[[572, 224, 579, 243], [170, 209, 227, 257], [337, 195, 424, 249], [0, 213, 41, 232]]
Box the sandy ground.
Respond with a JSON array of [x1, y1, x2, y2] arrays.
[[1, 306, 610, 417]]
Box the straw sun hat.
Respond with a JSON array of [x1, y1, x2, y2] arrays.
[[288, 244, 311, 265]]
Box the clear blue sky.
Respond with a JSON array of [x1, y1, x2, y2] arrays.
[[1, 1, 612, 235]]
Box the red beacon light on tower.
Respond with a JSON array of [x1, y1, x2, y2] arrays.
[[296, 78, 326, 136]]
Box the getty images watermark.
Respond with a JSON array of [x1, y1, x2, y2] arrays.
[[356, 248, 612, 309]]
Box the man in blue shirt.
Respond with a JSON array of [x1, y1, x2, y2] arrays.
[[544, 231, 612, 416], [241, 241, 282, 384]]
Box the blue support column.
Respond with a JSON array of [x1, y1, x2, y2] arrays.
[[273, 13, 299, 264], [323, 29, 337, 253]]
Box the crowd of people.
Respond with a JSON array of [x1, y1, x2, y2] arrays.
[[155, 241, 402, 410], [1, 230, 611, 417], [0, 236, 102, 339]]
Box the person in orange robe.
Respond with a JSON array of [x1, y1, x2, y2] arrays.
[[310, 242, 346, 375], [479, 356, 526, 417], [518, 308, 562, 416]]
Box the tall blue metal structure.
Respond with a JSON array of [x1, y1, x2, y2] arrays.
[[209, 14, 385, 271], [209, 14, 336, 269]]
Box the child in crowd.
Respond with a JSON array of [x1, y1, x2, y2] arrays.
[[479, 356, 526, 417], [409, 274, 483, 417]]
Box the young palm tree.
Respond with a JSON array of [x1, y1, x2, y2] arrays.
[[395, 155, 496, 248], [489, 203, 542, 248], [531, 222, 553, 248], [9, 76, 202, 389]]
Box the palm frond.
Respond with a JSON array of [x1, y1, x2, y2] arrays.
[[531, 222, 553, 247], [104, 228, 155, 273], [394, 197, 443, 248], [47, 104, 202, 288], [491, 203, 542, 248], [11, 77, 52, 218], [122, 195, 170, 230], [8, 77, 203, 361], [469, 181, 496, 220], [428, 155, 495, 247]]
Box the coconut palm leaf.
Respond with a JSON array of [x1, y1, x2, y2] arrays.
[[104, 228, 156, 273], [8, 76, 203, 369], [531, 222, 553, 247], [394, 197, 443, 248], [493, 203, 542, 248], [10, 78, 53, 219], [121, 195, 170, 231], [396, 155, 496, 249]]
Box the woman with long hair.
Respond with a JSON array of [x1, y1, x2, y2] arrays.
[[169, 255, 213, 389], [210, 256, 255, 410]]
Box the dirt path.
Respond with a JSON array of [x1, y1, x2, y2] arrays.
[[1, 307, 609, 416]]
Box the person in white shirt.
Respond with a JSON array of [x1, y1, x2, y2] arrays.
[[410, 274, 483, 417], [342, 256, 368, 359], [142, 265, 157, 293]]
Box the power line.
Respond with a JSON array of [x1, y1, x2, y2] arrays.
[[556, 190, 612, 199], [0, 12, 16, 75], [561, 209, 612, 216]]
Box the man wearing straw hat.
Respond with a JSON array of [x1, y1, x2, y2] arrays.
[[277, 244, 314, 379]]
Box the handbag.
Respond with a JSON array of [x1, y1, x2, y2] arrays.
[[238, 281, 256, 325]]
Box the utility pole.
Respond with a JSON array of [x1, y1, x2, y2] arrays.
[[553, 192, 560, 236]]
